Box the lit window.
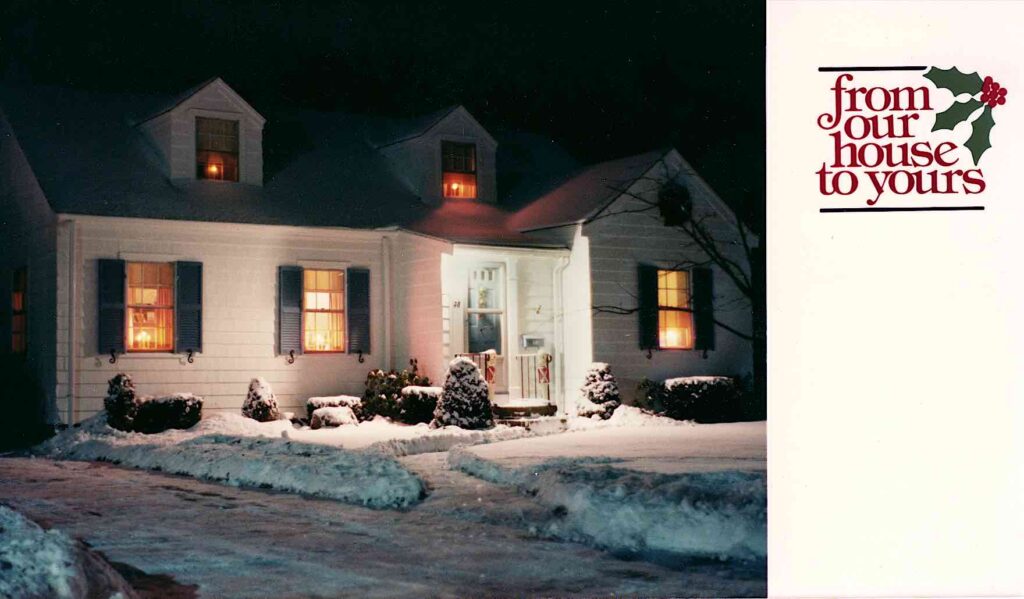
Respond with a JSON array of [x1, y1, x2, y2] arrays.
[[442, 141, 477, 198], [303, 269, 345, 352], [11, 267, 27, 354], [196, 117, 239, 181], [127, 262, 175, 352], [657, 269, 694, 349]]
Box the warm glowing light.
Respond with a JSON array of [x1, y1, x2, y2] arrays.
[[662, 328, 683, 348], [207, 163, 220, 176], [136, 331, 150, 343], [315, 333, 325, 350], [451, 182, 459, 192]]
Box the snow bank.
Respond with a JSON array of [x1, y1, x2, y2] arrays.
[[39, 415, 425, 509], [0, 505, 136, 599], [569, 404, 686, 430], [448, 448, 766, 560], [366, 425, 533, 457]]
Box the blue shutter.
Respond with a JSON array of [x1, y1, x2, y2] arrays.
[[346, 267, 370, 354], [175, 261, 203, 353], [97, 259, 125, 355], [637, 264, 658, 350], [278, 266, 303, 355], [693, 267, 715, 351]]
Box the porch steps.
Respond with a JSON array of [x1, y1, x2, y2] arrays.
[[492, 404, 557, 419], [494, 416, 567, 434]]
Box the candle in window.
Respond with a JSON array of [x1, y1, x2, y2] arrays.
[[136, 330, 150, 349], [451, 182, 460, 194], [663, 327, 683, 348], [207, 163, 220, 177]]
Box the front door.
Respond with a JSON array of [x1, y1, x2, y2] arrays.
[[466, 263, 507, 393]]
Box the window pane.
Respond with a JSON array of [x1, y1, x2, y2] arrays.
[[196, 117, 239, 181], [302, 269, 346, 352], [127, 262, 175, 351], [658, 309, 694, 349], [657, 269, 689, 309], [468, 313, 501, 353]]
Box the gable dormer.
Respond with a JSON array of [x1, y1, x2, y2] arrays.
[[137, 77, 265, 186], [376, 105, 497, 206]]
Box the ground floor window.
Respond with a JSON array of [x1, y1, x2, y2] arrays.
[[127, 262, 175, 351], [303, 269, 345, 352], [657, 269, 694, 349], [11, 267, 27, 353]]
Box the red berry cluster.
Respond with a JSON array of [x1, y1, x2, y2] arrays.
[[981, 76, 1007, 107]]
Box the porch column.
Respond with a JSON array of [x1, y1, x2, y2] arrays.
[[505, 257, 520, 399]]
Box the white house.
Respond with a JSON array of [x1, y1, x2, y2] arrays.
[[0, 78, 755, 424]]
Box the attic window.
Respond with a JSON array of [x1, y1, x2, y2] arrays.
[[442, 141, 476, 198], [196, 117, 239, 181]]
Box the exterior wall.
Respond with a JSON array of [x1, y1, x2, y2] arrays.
[[390, 232, 452, 385], [0, 110, 60, 422], [60, 216, 390, 421], [582, 152, 755, 402], [560, 226, 593, 411], [139, 81, 264, 185], [379, 108, 497, 205]]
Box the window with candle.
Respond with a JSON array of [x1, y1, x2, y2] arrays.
[[657, 269, 694, 349], [127, 262, 175, 352], [442, 141, 477, 198], [196, 117, 239, 181], [11, 267, 27, 354], [303, 269, 346, 352]]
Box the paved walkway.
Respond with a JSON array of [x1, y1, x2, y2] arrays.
[[0, 455, 765, 598]]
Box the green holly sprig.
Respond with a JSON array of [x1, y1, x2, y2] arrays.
[[925, 66, 1005, 164]]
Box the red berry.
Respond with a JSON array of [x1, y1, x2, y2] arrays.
[[998, 96, 1006, 105], [984, 75, 993, 85], [999, 87, 1007, 96]]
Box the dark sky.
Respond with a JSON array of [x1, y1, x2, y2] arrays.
[[0, 0, 765, 231]]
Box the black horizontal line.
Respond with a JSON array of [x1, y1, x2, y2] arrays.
[[820, 206, 984, 213], [818, 66, 928, 72]]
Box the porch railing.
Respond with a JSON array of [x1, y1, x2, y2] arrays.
[[455, 352, 497, 401], [515, 353, 552, 402]]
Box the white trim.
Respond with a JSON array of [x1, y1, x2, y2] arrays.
[[118, 252, 186, 263], [298, 260, 351, 270]]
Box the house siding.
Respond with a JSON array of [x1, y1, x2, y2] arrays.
[[582, 152, 754, 402], [391, 232, 451, 384], [0, 109, 61, 422], [60, 217, 389, 421]]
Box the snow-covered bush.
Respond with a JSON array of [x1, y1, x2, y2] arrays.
[[132, 393, 203, 434], [398, 386, 441, 425], [637, 375, 751, 422], [242, 377, 281, 422], [360, 360, 431, 421], [576, 363, 621, 419], [432, 357, 493, 429], [103, 373, 140, 432], [103, 374, 202, 434], [310, 406, 359, 429], [306, 395, 362, 422]]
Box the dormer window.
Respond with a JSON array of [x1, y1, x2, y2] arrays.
[[442, 141, 477, 198], [196, 117, 239, 181]]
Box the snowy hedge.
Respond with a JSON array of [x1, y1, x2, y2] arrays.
[[360, 361, 431, 421], [432, 357, 493, 429], [398, 386, 441, 425], [636, 375, 757, 423], [242, 377, 282, 422], [306, 395, 362, 422], [310, 406, 359, 429], [103, 373, 202, 434], [576, 362, 621, 420]]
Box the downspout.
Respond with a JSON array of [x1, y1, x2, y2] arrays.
[[65, 219, 77, 424], [552, 255, 570, 416], [382, 235, 393, 371]]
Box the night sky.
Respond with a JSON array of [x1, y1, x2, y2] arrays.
[[1, 0, 765, 232]]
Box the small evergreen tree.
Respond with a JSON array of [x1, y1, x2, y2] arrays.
[[242, 377, 282, 422], [577, 362, 621, 419], [432, 357, 493, 429], [104, 373, 140, 431]]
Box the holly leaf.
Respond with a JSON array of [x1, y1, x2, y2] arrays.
[[965, 105, 995, 164], [924, 66, 983, 96], [932, 97, 983, 131]]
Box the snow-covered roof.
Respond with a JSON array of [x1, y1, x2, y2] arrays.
[[0, 83, 716, 248]]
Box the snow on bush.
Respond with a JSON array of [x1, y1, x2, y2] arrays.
[[568, 404, 687, 431], [576, 363, 621, 420], [432, 357, 493, 430], [102, 373, 202, 434], [398, 386, 441, 425], [242, 377, 281, 422], [637, 376, 755, 423], [306, 395, 362, 422], [361, 361, 432, 421], [449, 448, 766, 560], [39, 415, 425, 509], [310, 406, 359, 429], [0, 505, 136, 599]]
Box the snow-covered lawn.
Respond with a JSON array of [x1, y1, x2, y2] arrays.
[[449, 419, 766, 561], [36, 412, 534, 508]]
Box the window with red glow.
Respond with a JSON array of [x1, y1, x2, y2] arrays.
[[127, 262, 175, 352], [196, 117, 239, 181], [657, 269, 694, 349], [442, 141, 477, 198], [303, 269, 346, 352], [11, 267, 27, 354]]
